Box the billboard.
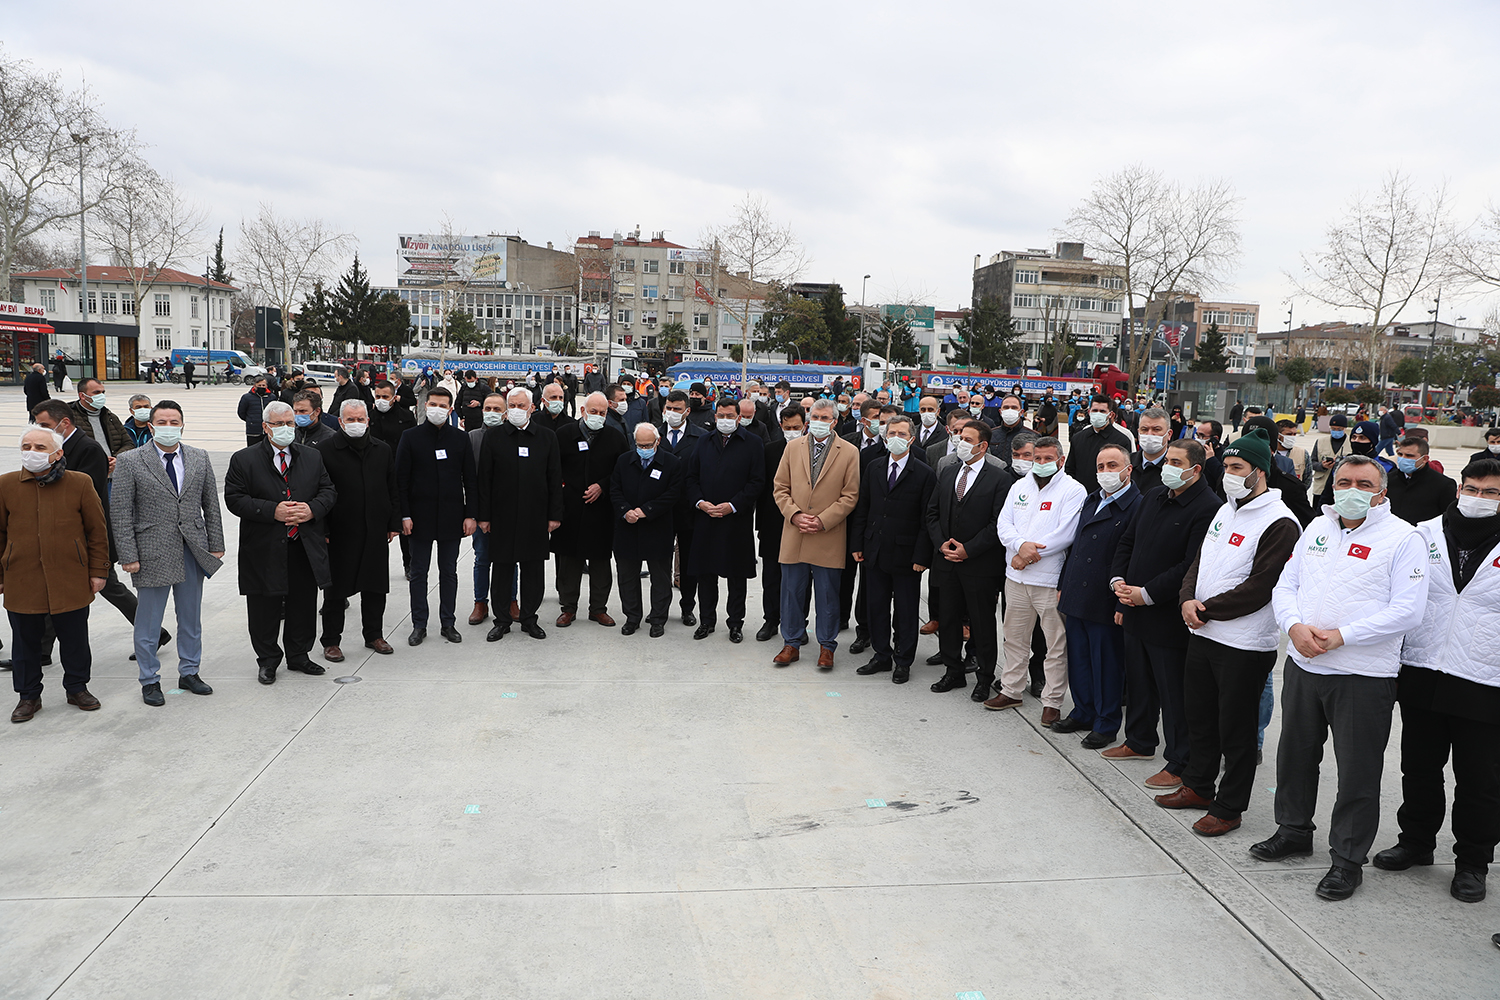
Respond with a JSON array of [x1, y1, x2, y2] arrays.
[[397, 234, 507, 286], [881, 303, 935, 331]]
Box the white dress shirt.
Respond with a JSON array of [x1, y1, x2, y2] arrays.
[[155, 442, 183, 495]]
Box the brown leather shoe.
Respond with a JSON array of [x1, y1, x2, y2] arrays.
[[589, 612, 616, 627], [509, 600, 520, 620], [920, 620, 940, 635], [1145, 769, 1185, 790], [1192, 813, 1242, 836], [983, 694, 1023, 711], [1155, 785, 1213, 809], [324, 646, 345, 662], [1100, 744, 1156, 761], [66, 689, 101, 711], [364, 638, 394, 655], [1040, 707, 1060, 726], [772, 645, 800, 666], [556, 612, 576, 628], [10, 698, 40, 723], [468, 601, 489, 626], [817, 647, 835, 670]]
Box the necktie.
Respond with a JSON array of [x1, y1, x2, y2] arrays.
[[670, 429, 679, 449], [278, 451, 298, 539], [888, 460, 898, 492], [957, 464, 971, 501], [164, 450, 179, 492]]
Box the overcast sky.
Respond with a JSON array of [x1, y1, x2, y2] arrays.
[[11, 0, 1500, 330]]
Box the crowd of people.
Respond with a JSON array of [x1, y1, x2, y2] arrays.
[[3, 366, 1498, 916]]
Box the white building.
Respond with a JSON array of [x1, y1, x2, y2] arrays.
[[576, 230, 726, 356]]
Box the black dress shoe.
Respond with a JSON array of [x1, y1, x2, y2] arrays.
[[1028, 678, 1043, 698], [849, 632, 870, 654], [440, 625, 463, 643], [1372, 844, 1434, 871], [681, 610, 697, 627], [159, 629, 172, 648], [924, 652, 944, 666], [142, 682, 165, 707], [930, 673, 966, 693], [1315, 864, 1363, 901], [856, 659, 893, 675], [892, 665, 910, 684], [1080, 731, 1113, 750], [970, 679, 992, 702], [1050, 716, 1088, 734], [649, 623, 665, 637], [621, 622, 639, 635], [755, 623, 778, 642], [521, 622, 547, 639], [408, 628, 427, 646], [1452, 868, 1487, 902], [287, 661, 326, 675], [1249, 832, 1315, 862], [257, 664, 277, 685], [729, 628, 743, 643], [178, 674, 212, 696], [693, 624, 715, 640], [486, 624, 511, 642]]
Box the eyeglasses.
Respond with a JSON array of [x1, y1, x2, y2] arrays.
[[1459, 485, 1500, 499]]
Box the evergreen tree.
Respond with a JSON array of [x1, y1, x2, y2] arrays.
[[331, 254, 377, 348], [293, 282, 337, 356], [821, 286, 859, 362], [950, 296, 1024, 372], [1189, 322, 1231, 372], [211, 228, 229, 283], [364, 291, 413, 354], [444, 309, 485, 354]]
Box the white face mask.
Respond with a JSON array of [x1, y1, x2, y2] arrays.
[[1000, 409, 1020, 425], [583, 413, 605, 431], [1489, 443, 1500, 455], [954, 439, 976, 462], [1223, 470, 1256, 501], [739, 416, 754, 427], [152, 426, 182, 447], [373, 398, 393, 412], [546, 399, 565, 414], [1097, 470, 1126, 494], [920, 411, 937, 428], [783, 429, 803, 442], [808, 419, 833, 439], [886, 436, 910, 456], [1160, 464, 1196, 490], [483, 411, 504, 427], [1089, 411, 1109, 429], [20, 449, 53, 473], [837, 402, 849, 413], [425, 406, 448, 425], [664, 410, 685, 427], [715, 417, 738, 434], [269, 425, 296, 447], [342, 422, 368, 439], [969, 405, 984, 416], [1332, 487, 1377, 520], [132, 407, 152, 423], [1011, 458, 1034, 476], [507, 407, 529, 427], [1457, 494, 1500, 518], [1032, 460, 1059, 478], [1138, 434, 1165, 454], [615, 400, 629, 415]]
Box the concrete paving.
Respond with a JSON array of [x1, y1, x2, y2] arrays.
[[0, 384, 1493, 999]]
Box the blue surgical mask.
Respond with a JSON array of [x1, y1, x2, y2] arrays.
[[483, 411, 504, 427], [294, 413, 313, 427], [1032, 460, 1059, 478], [1330, 429, 1345, 440], [1395, 456, 1418, 474], [269, 425, 296, 447], [637, 447, 656, 463]]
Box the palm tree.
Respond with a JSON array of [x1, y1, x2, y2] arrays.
[[659, 320, 689, 356]]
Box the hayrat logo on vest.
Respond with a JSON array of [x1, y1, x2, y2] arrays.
[[1309, 534, 1330, 555], [1429, 542, 1442, 563], [1229, 533, 1245, 546], [1349, 543, 1372, 560]]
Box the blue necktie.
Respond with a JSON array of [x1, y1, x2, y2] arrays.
[[164, 451, 179, 492]]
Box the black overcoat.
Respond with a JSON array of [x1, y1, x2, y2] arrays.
[[551, 420, 629, 560], [224, 440, 337, 595], [684, 428, 763, 579], [477, 420, 563, 563], [755, 437, 788, 559], [315, 433, 400, 595], [395, 421, 477, 541], [609, 449, 681, 564], [1057, 486, 1141, 625]]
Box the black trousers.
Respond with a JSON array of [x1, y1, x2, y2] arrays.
[[245, 539, 318, 671], [1122, 634, 1191, 774], [674, 521, 697, 613], [408, 536, 460, 629], [937, 572, 999, 682], [8, 606, 90, 699], [556, 554, 613, 615], [493, 560, 545, 627], [319, 590, 387, 647], [1180, 635, 1276, 819], [865, 563, 921, 668], [760, 548, 781, 626], [616, 554, 672, 626], [839, 554, 868, 633], [1395, 699, 1500, 872], [697, 575, 747, 628]]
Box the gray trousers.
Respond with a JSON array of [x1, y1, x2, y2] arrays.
[[1273, 658, 1397, 867]]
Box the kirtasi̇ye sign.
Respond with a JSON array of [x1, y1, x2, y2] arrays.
[[397, 234, 507, 286]]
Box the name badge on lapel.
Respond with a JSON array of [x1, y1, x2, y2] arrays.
[[518, 446, 530, 457], [650, 468, 662, 480], [578, 441, 590, 451], [435, 449, 448, 460]]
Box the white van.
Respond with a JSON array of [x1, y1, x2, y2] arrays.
[[299, 362, 343, 384]]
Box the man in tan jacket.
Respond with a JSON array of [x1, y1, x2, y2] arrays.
[[3, 426, 111, 723], [772, 398, 861, 670]]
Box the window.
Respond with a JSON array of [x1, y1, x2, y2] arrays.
[[1203, 309, 1232, 326], [1100, 276, 1123, 290], [39, 288, 56, 311], [696, 338, 709, 352], [80, 291, 96, 314], [155, 328, 172, 351], [190, 295, 199, 319], [190, 328, 200, 347], [101, 291, 117, 315], [668, 260, 685, 274], [616, 258, 635, 272], [693, 312, 709, 329], [643, 311, 658, 325], [641, 284, 659, 300], [1013, 293, 1038, 309], [1014, 269, 1040, 284], [694, 262, 711, 276], [666, 286, 683, 300], [1071, 297, 1098, 312], [154, 293, 171, 317], [616, 308, 633, 325], [1232, 311, 1255, 328], [641, 259, 659, 273], [644, 335, 658, 348], [1230, 334, 1246, 348]]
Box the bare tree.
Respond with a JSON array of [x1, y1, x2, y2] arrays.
[[236, 204, 353, 357], [1060, 165, 1241, 386], [0, 49, 137, 298], [89, 161, 207, 341], [1451, 203, 1500, 291], [701, 194, 807, 383], [1288, 171, 1453, 387]]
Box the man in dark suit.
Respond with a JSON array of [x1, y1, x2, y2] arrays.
[[1130, 407, 1173, 498], [1052, 443, 1141, 746], [924, 420, 1015, 699], [685, 397, 764, 642], [738, 398, 771, 444], [292, 390, 337, 447], [1066, 395, 1134, 495], [686, 382, 715, 433], [370, 381, 417, 579], [395, 387, 477, 646], [477, 387, 563, 639], [851, 414, 937, 684], [315, 400, 400, 661], [914, 395, 946, 454], [610, 423, 682, 636], [660, 391, 707, 624], [755, 405, 802, 641], [535, 382, 570, 435], [224, 401, 338, 685], [840, 398, 887, 647], [552, 392, 629, 627], [455, 370, 489, 431]]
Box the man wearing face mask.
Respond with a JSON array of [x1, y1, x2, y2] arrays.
[[684, 397, 765, 642], [455, 370, 489, 432], [1386, 435, 1456, 525], [313, 400, 400, 662], [839, 400, 888, 651], [754, 407, 807, 642], [988, 394, 1028, 462], [1276, 419, 1312, 484], [69, 377, 133, 461], [618, 378, 649, 432], [122, 393, 155, 448], [1377, 459, 1500, 904], [552, 392, 629, 628], [111, 401, 225, 706], [1065, 396, 1133, 496], [602, 384, 629, 437], [238, 377, 274, 448], [466, 394, 518, 627], [738, 398, 771, 444], [1256, 453, 1429, 901], [1469, 427, 1500, 466], [477, 388, 563, 640], [395, 387, 478, 647], [1241, 415, 1315, 528], [534, 382, 570, 435], [1313, 419, 1386, 513], [835, 394, 856, 437], [659, 391, 707, 625], [224, 401, 338, 685], [1308, 412, 1350, 512], [915, 395, 946, 452], [685, 382, 715, 433], [291, 391, 336, 447], [1130, 408, 1173, 497], [611, 423, 683, 637]]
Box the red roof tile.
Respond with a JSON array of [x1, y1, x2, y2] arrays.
[[15, 266, 238, 291]]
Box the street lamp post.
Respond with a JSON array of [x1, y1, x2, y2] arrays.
[[1419, 289, 1441, 410], [859, 274, 870, 361], [71, 133, 90, 378]]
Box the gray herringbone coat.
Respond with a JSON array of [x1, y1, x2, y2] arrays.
[[111, 442, 226, 588]]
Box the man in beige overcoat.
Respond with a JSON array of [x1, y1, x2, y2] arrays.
[[772, 397, 860, 670]]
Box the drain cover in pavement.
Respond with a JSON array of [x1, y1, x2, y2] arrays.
[[334, 676, 362, 684]]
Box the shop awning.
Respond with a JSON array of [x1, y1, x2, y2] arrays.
[[0, 320, 55, 336]]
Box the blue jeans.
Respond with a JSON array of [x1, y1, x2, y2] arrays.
[[471, 529, 517, 604], [134, 544, 206, 684], [1257, 669, 1275, 749], [1377, 437, 1396, 456], [779, 562, 842, 651]]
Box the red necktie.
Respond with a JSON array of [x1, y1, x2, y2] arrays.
[[279, 451, 297, 539]]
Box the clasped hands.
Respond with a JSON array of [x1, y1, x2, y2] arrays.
[[1009, 540, 1044, 570], [698, 501, 734, 518], [1288, 622, 1345, 658], [791, 511, 824, 534]]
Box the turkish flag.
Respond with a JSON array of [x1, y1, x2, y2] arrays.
[[1229, 533, 1245, 547], [1348, 544, 1371, 560], [1040, 501, 1052, 510], [693, 280, 715, 304]]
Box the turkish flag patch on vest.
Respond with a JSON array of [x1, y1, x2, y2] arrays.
[[1348, 543, 1371, 560], [1039, 502, 1052, 510], [1228, 533, 1245, 546]]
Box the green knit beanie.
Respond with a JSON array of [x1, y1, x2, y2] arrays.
[[1222, 427, 1272, 472]]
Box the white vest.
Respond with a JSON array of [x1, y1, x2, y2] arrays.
[[1400, 517, 1500, 687], [999, 470, 1088, 588], [1193, 489, 1298, 651]]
